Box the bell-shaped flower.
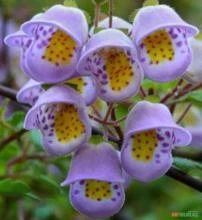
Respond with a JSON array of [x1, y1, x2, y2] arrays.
[[187, 127, 202, 150], [132, 5, 198, 82], [64, 75, 97, 105], [61, 143, 125, 218], [77, 29, 143, 102], [24, 85, 91, 156], [17, 79, 44, 106], [121, 101, 191, 182], [17, 5, 88, 83], [184, 38, 202, 84], [90, 16, 132, 35]]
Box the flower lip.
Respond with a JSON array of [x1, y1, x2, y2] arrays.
[[126, 125, 191, 147], [77, 28, 136, 73], [61, 143, 125, 186], [24, 85, 86, 130], [21, 5, 88, 46], [125, 101, 192, 147], [133, 5, 199, 45]]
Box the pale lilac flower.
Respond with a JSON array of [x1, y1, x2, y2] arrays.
[[18, 5, 88, 83], [132, 5, 198, 82], [184, 38, 202, 84], [61, 143, 125, 218], [121, 101, 191, 182], [77, 29, 143, 102], [24, 85, 91, 156], [90, 16, 132, 35], [17, 79, 44, 106]]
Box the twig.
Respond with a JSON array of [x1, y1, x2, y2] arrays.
[[166, 167, 202, 192], [173, 150, 202, 161], [176, 103, 192, 124], [108, 0, 113, 28], [0, 129, 27, 152], [94, 2, 100, 28], [140, 86, 146, 98]]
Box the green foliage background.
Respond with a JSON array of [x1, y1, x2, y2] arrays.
[[0, 0, 202, 220]]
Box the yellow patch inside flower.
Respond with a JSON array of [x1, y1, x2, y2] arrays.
[[43, 30, 77, 66], [54, 104, 85, 143], [99, 48, 134, 92], [143, 30, 175, 64], [65, 77, 85, 94], [85, 180, 112, 201], [131, 130, 157, 162]]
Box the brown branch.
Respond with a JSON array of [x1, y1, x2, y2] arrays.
[[0, 129, 27, 152], [176, 103, 192, 124], [166, 167, 202, 192], [173, 150, 202, 161], [108, 0, 113, 28]]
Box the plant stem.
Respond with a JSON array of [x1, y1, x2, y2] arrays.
[[108, 0, 113, 28], [176, 103, 192, 124], [94, 2, 100, 28]]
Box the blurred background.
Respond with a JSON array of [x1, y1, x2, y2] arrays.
[[0, 0, 202, 220]]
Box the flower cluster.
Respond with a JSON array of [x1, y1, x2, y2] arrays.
[[5, 3, 198, 218]]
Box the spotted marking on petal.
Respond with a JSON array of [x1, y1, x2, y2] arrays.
[[143, 30, 175, 64], [84, 180, 112, 201], [54, 104, 85, 143], [65, 77, 86, 94], [98, 48, 134, 92], [131, 130, 157, 162], [42, 30, 77, 66]]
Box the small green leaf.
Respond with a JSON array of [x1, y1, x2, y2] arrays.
[[144, 95, 160, 103], [25, 192, 41, 201], [195, 32, 202, 40], [129, 8, 140, 22], [7, 111, 25, 129], [89, 135, 105, 144], [173, 157, 202, 173], [39, 175, 60, 193], [63, 0, 78, 7], [0, 179, 29, 195], [83, 10, 92, 25], [91, 0, 108, 5], [143, 0, 159, 7], [183, 90, 202, 107]]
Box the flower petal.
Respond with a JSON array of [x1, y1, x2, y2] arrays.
[[17, 79, 44, 105], [70, 180, 125, 218], [78, 29, 143, 102], [138, 27, 192, 82], [24, 24, 80, 83], [24, 85, 91, 155], [65, 76, 97, 105], [132, 5, 198, 82], [121, 128, 173, 182], [125, 101, 192, 147]]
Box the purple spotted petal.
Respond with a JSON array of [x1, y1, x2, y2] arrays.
[[24, 85, 91, 156], [125, 101, 191, 147], [17, 79, 44, 105], [132, 5, 199, 82], [77, 29, 143, 102], [121, 127, 173, 182], [19, 5, 88, 83], [69, 180, 125, 218]]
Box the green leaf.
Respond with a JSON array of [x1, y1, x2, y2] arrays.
[[0, 179, 29, 195], [183, 90, 202, 107], [83, 10, 92, 25], [39, 175, 60, 193], [89, 135, 105, 144], [173, 157, 202, 173], [91, 0, 108, 5], [143, 0, 159, 7], [129, 8, 140, 22], [30, 130, 42, 149], [63, 0, 78, 7], [25, 192, 41, 201], [7, 111, 25, 129], [195, 32, 202, 40], [144, 95, 160, 103]]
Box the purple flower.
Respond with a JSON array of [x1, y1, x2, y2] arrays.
[[90, 16, 132, 35], [64, 75, 97, 105], [17, 79, 44, 106], [77, 29, 143, 102], [187, 127, 202, 150], [61, 143, 125, 218], [121, 101, 192, 182], [24, 85, 91, 156], [15, 5, 88, 83], [132, 5, 198, 82]]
